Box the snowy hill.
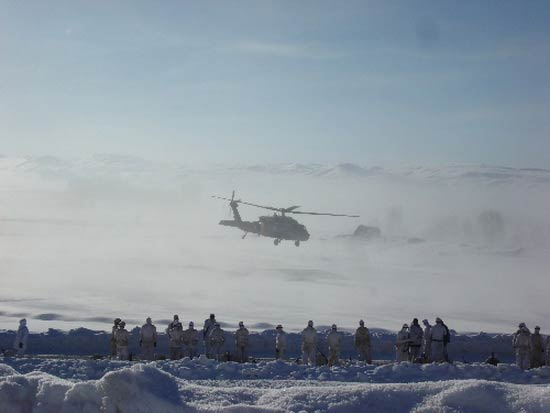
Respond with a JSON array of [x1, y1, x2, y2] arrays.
[[232, 162, 550, 184], [2, 155, 550, 186]]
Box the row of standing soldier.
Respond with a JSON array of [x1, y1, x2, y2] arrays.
[[110, 315, 370, 366], [111, 316, 437, 366], [105, 316, 550, 369], [111, 314, 249, 362]]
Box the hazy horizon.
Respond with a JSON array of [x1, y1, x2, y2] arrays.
[[1, 155, 549, 334]]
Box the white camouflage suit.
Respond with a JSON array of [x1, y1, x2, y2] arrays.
[[354, 325, 372, 364], [430, 322, 447, 362], [110, 320, 120, 358], [276, 328, 287, 359], [115, 325, 130, 360], [395, 326, 410, 362], [530, 330, 545, 368], [209, 325, 225, 361], [408, 322, 424, 362], [139, 319, 157, 361], [183, 325, 199, 359], [235, 325, 250, 363], [168, 325, 184, 360], [14, 319, 29, 356], [422, 320, 432, 362], [513, 326, 532, 370], [327, 328, 341, 367], [203, 317, 217, 358], [301, 323, 317, 366]]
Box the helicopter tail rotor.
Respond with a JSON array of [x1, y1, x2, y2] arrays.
[[211, 191, 244, 222], [212, 190, 239, 204], [228, 190, 236, 217]]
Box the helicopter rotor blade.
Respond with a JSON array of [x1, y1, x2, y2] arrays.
[[212, 195, 359, 217], [211, 196, 234, 202], [283, 205, 301, 212], [236, 200, 282, 212], [288, 210, 360, 218], [213, 197, 287, 212]]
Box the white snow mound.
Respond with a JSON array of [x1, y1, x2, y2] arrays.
[[1, 361, 550, 412], [0, 364, 191, 413]]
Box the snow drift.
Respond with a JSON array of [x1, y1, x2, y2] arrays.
[[1, 359, 550, 412]]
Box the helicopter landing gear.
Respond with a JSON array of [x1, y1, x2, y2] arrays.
[[295, 240, 300, 247], [274, 239, 280, 246]]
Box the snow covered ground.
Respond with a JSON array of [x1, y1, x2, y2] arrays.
[[2, 357, 550, 412]]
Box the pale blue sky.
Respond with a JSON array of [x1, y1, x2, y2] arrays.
[[1, 1, 549, 167]]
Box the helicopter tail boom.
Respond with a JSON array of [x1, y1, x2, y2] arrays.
[[219, 219, 260, 235]]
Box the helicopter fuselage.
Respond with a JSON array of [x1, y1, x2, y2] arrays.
[[219, 215, 310, 243], [218, 201, 310, 245]]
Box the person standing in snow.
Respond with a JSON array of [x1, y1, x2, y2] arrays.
[[530, 326, 545, 368], [139, 317, 157, 361], [395, 324, 411, 362], [301, 320, 317, 366], [275, 324, 287, 359], [430, 318, 447, 362], [422, 319, 432, 362], [235, 321, 250, 363], [183, 321, 199, 359], [513, 322, 532, 370], [209, 323, 225, 361], [14, 318, 29, 356], [354, 320, 372, 364], [409, 318, 424, 362], [168, 322, 184, 360], [203, 313, 217, 358], [167, 314, 180, 333], [115, 321, 130, 360], [110, 318, 121, 359], [327, 324, 341, 367]]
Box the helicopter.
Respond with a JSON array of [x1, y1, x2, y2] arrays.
[[212, 191, 359, 246]]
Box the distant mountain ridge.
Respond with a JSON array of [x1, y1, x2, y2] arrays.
[[232, 162, 550, 184], [1, 155, 549, 185]]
